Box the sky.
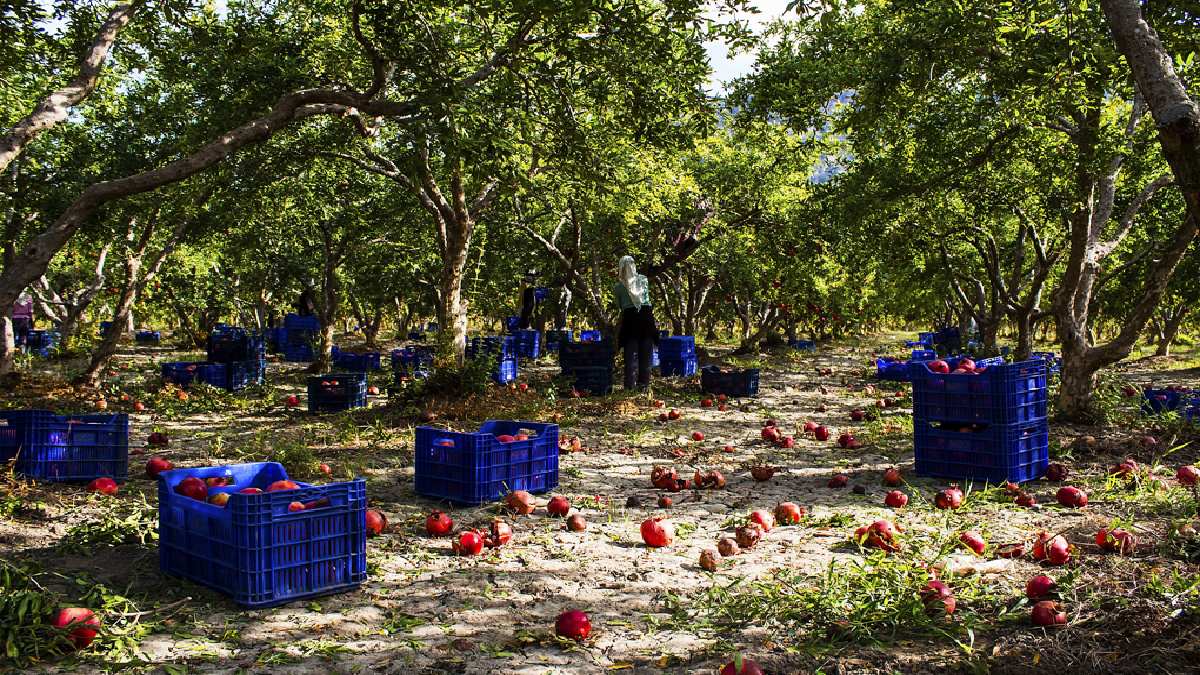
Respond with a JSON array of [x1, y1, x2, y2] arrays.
[[704, 0, 795, 93]]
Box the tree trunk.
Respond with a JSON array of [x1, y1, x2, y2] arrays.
[[77, 260, 140, 386], [1057, 348, 1101, 422], [1014, 314, 1035, 361], [1155, 307, 1188, 357], [439, 240, 470, 363], [0, 2, 141, 175], [312, 231, 341, 374]]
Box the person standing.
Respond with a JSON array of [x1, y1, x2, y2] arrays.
[[12, 291, 34, 344], [517, 270, 537, 330], [612, 256, 659, 391]]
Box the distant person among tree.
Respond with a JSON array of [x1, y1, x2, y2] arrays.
[[12, 291, 34, 343], [517, 270, 537, 330], [613, 256, 659, 391], [296, 282, 317, 317]]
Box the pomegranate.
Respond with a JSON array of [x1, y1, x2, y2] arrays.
[[651, 465, 678, 490], [657, 495, 673, 508], [566, 514, 587, 532], [921, 580, 956, 616], [425, 511, 453, 536], [1031, 600, 1067, 626], [547, 495, 571, 517], [760, 426, 781, 442], [1026, 574, 1056, 599], [884, 490, 909, 508], [174, 477, 207, 501], [735, 524, 762, 549], [365, 509, 387, 536], [850, 409, 865, 421], [776, 435, 796, 449], [1095, 528, 1136, 554], [814, 426, 831, 442], [694, 469, 727, 489], [1055, 486, 1088, 507], [1014, 491, 1037, 507], [750, 466, 776, 482], [1176, 465, 1199, 486], [699, 548, 720, 572], [506, 490, 536, 515], [287, 501, 306, 512], [486, 519, 513, 547], [145, 456, 173, 478], [803, 420, 819, 433], [266, 480, 300, 492], [285, 394, 300, 407], [928, 359, 950, 374], [700, 398, 713, 408], [554, 609, 591, 641], [1032, 532, 1070, 565], [934, 487, 963, 509], [828, 473, 849, 488], [774, 502, 805, 525], [854, 519, 901, 552], [86, 477, 118, 496], [717, 537, 740, 556], [453, 530, 485, 556], [882, 467, 902, 486], [995, 542, 1026, 558], [719, 656, 765, 675], [691, 431, 705, 442], [208, 493, 230, 507], [837, 432, 854, 448], [319, 463, 332, 476], [748, 509, 775, 532], [959, 530, 986, 555], [667, 409, 681, 420], [640, 517, 674, 547], [1045, 463, 1069, 482], [49, 607, 100, 650]]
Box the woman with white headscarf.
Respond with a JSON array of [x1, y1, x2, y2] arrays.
[[613, 255, 659, 390]]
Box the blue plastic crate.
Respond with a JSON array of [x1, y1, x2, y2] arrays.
[[283, 314, 320, 331], [660, 355, 698, 377], [466, 335, 516, 360], [570, 366, 613, 395], [505, 316, 521, 331], [911, 359, 1047, 426], [911, 349, 938, 361], [579, 330, 602, 342], [1032, 352, 1062, 375], [509, 330, 541, 360], [196, 362, 228, 388], [24, 329, 59, 357], [914, 419, 1048, 483], [560, 341, 616, 370], [283, 343, 314, 362], [225, 360, 266, 391], [493, 358, 518, 385], [264, 327, 286, 353], [935, 326, 962, 351], [918, 332, 936, 345], [98, 321, 112, 335], [545, 330, 573, 352], [135, 330, 161, 343], [157, 462, 366, 608], [790, 339, 816, 352], [407, 332, 427, 341], [659, 336, 696, 358], [876, 358, 912, 382], [1142, 388, 1197, 414], [533, 287, 549, 302], [700, 366, 760, 397], [207, 329, 264, 363], [162, 361, 201, 387], [414, 421, 559, 504], [0, 410, 128, 482], [307, 373, 368, 412], [332, 351, 381, 372], [391, 347, 434, 381]]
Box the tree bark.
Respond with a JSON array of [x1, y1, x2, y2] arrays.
[[1155, 306, 1189, 357], [1049, 0, 1200, 419], [0, 2, 142, 175]]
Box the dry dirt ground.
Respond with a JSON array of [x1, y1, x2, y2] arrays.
[[3, 333, 1200, 674]]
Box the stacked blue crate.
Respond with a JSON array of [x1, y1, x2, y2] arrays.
[[559, 341, 615, 394], [910, 359, 1049, 483], [545, 330, 573, 352], [509, 330, 540, 360], [283, 314, 320, 362], [24, 330, 60, 357], [658, 336, 697, 377], [466, 336, 518, 385], [203, 327, 266, 390]]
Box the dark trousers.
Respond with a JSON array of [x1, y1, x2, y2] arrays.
[[623, 336, 653, 390]]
